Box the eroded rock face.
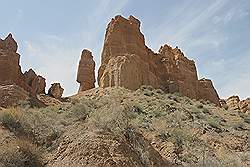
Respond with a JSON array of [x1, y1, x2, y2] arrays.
[[77, 49, 95, 92], [97, 15, 220, 105], [197, 79, 220, 105], [0, 34, 46, 97], [0, 34, 31, 93], [239, 98, 250, 113], [24, 69, 46, 95], [226, 96, 240, 110], [48, 83, 64, 99], [0, 84, 29, 108], [225, 96, 250, 113]]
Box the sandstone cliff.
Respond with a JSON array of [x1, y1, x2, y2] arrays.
[[97, 15, 220, 105], [76, 49, 95, 92]]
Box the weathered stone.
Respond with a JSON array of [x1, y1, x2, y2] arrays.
[[0, 33, 18, 53], [0, 34, 31, 94], [0, 34, 46, 98], [0, 84, 29, 108], [239, 98, 250, 113], [225, 96, 250, 113], [197, 79, 220, 106], [48, 83, 64, 99], [97, 15, 220, 105], [24, 69, 46, 95], [226, 96, 240, 111], [77, 49, 95, 92]]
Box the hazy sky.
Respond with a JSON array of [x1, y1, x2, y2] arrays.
[[0, 0, 249, 99]]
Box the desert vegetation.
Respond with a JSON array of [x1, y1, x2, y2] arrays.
[[0, 86, 249, 166]]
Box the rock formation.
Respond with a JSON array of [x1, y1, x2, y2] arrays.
[[239, 98, 250, 113], [76, 49, 95, 92], [0, 34, 29, 92], [225, 96, 250, 113], [48, 83, 64, 99], [0, 84, 29, 108], [0, 34, 46, 96], [24, 69, 46, 95], [226, 96, 240, 110], [97, 15, 220, 105], [0, 34, 49, 107]]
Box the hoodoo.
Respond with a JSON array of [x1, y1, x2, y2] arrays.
[[97, 15, 220, 105], [76, 49, 96, 92]]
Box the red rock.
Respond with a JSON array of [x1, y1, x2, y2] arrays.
[[48, 83, 64, 99], [197, 79, 220, 106], [76, 49, 95, 92], [0, 34, 31, 93], [0, 84, 29, 108], [0, 34, 46, 97], [97, 15, 220, 105], [24, 69, 46, 95]]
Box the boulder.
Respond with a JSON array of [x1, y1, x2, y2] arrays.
[[48, 83, 64, 99], [97, 15, 220, 105], [76, 49, 95, 92]]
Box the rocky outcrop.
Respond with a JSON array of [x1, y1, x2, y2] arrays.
[[0, 84, 29, 108], [226, 96, 240, 111], [24, 69, 46, 95], [0, 34, 48, 107], [0, 34, 46, 96], [239, 98, 250, 113], [48, 83, 64, 99], [76, 49, 95, 92], [97, 15, 220, 105], [0, 34, 29, 92], [197, 79, 220, 105], [225, 96, 250, 113]]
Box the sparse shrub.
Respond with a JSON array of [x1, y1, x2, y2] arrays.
[[130, 105, 146, 115], [231, 121, 245, 131], [202, 107, 211, 115], [0, 108, 24, 133], [0, 138, 44, 167], [68, 103, 89, 121], [157, 132, 171, 141], [89, 104, 133, 136], [207, 117, 221, 131], [197, 104, 204, 109], [143, 90, 154, 96], [155, 89, 164, 94]]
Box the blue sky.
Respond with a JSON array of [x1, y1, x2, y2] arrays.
[[0, 0, 249, 99]]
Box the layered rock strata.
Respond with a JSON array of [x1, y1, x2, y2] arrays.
[[97, 15, 220, 105], [226, 96, 250, 113]]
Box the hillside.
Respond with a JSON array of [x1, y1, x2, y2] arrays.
[[0, 86, 249, 167]]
